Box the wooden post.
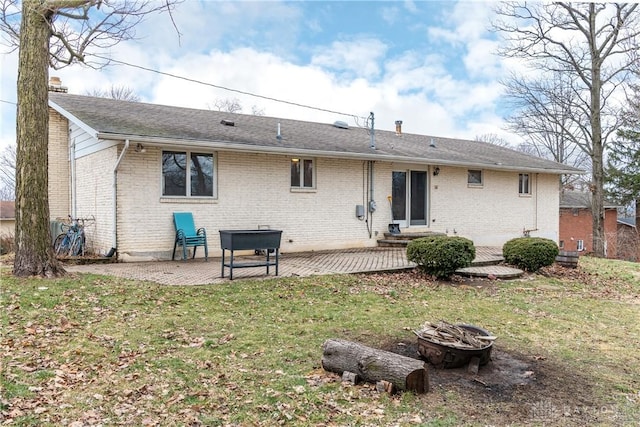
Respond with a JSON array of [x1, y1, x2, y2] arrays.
[[321, 339, 429, 393]]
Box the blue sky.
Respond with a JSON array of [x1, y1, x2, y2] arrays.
[[0, 1, 519, 152]]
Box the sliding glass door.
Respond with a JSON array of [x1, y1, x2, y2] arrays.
[[391, 170, 428, 228]]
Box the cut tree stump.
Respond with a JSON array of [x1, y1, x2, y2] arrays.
[[321, 339, 429, 393]]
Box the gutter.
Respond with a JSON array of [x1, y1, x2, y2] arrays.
[[109, 139, 130, 257], [97, 133, 585, 176]]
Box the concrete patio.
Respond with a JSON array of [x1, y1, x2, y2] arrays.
[[62, 247, 522, 286]]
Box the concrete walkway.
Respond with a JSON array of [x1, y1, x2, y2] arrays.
[[64, 247, 512, 286]]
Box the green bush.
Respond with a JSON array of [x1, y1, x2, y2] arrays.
[[502, 237, 559, 272], [406, 235, 475, 279]]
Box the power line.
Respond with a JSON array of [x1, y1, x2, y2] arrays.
[[0, 99, 17, 106], [89, 53, 368, 121]]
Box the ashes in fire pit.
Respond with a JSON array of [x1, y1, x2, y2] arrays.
[[414, 321, 496, 369]]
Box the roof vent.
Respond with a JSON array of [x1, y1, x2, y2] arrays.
[[429, 138, 437, 148], [333, 120, 349, 129], [220, 119, 235, 127]]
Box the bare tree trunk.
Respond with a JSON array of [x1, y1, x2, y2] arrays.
[[588, 4, 606, 258], [636, 200, 640, 236], [493, 3, 639, 259], [13, 1, 64, 277]]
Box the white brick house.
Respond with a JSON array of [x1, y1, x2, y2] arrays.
[[47, 92, 582, 261]]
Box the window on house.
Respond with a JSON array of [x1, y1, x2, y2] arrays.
[[559, 240, 564, 249], [291, 158, 314, 188], [519, 173, 531, 195], [162, 151, 215, 197], [577, 240, 585, 251], [467, 169, 483, 186]]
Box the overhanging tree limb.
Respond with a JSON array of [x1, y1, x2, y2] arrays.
[[493, 2, 640, 257], [1, 0, 181, 277]]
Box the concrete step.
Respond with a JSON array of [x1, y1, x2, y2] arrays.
[[377, 239, 414, 248], [455, 265, 524, 279], [381, 231, 446, 242]]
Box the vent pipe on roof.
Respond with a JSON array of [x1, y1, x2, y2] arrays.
[[369, 112, 375, 150], [430, 138, 436, 148], [277, 122, 282, 140]]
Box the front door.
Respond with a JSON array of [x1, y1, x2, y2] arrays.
[[391, 170, 428, 228]]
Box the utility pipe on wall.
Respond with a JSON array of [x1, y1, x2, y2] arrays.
[[111, 139, 130, 256]]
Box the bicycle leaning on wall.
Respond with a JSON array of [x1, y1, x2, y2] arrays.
[[53, 216, 93, 257]]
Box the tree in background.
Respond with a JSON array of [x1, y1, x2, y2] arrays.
[[474, 133, 512, 148], [0, 143, 16, 200], [606, 82, 640, 227], [211, 97, 243, 113], [0, 0, 179, 277], [86, 85, 140, 102], [493, 2, 640, 257], [502, 71, 591, 190], [210, 97, 265, 116]]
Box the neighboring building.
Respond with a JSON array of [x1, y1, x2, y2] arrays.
[[559, 191, 618, 258], [0, 200, 15, 237], [47, 90, 582, 261], [0, 200, 15, 254], [617, 217, 639, 262]]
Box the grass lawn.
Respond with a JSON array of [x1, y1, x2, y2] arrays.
[[1, 256, 639, 426]]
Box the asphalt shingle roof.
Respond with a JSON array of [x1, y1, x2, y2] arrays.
[[618, 217, 636, 227], [560, 191, 618, 209], [49, 92, 584, 174]]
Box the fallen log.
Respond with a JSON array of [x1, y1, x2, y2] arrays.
[[321, 339, 429, 393]]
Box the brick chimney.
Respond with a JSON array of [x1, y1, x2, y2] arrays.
[[395, 120, 403, 136], [48, 77, 68, 93]]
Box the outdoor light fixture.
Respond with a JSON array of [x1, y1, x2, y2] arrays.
[[135, 143, 146, 153], [433, 166, 440, 176]]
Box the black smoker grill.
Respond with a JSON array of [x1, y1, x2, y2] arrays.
[[219, 230, 283, 280]]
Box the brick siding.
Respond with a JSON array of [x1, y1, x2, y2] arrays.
[[559, 207, 618, 258]]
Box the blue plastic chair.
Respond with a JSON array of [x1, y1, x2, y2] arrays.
[[172, 212, 208, 261]]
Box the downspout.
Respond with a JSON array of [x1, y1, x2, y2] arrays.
[[534, 173, 538, 232], [110, 139, 130, 257], [366, 112, 376, 238], [532, 173, 540, 231], [70, 136, 76, 218], [368, 160, 376, 238], [369, 161, 375, 213]]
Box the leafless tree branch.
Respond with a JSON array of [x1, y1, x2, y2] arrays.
[[1, 0, 182, 69], [85, 84, 140, 101], [493, 1, 640, 257]]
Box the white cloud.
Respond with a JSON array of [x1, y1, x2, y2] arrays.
[[0, 51, 18, 151], [404, 1, 419, 15], [310, 38, 388, 80], [1, 1, 527, 157]]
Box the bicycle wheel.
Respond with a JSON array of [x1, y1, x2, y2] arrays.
[[77, 231, 86, 257], [54, 234, 70, 256], [69, 234, 83, 256]]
